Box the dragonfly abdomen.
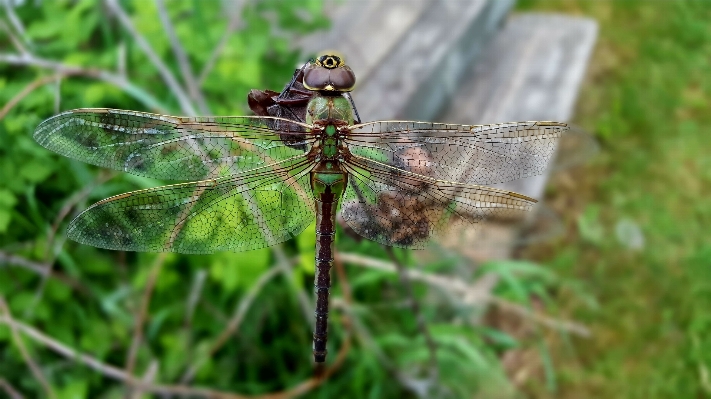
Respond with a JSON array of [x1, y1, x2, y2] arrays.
[[310, 161, 347, 362]]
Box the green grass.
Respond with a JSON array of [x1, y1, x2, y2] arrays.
[[517, 1, 711, 397]]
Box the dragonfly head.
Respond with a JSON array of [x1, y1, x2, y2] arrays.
[[304, 54, 356, 93]]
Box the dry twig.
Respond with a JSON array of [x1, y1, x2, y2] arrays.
[[1, 0, 32, 51], [179, 263, 281, 383], [197, 0, 247, 86], [0, 53, 169, 112], [0, 73, 63, 120], [338, 252, 591, 337], [155, 0, 210, 114], [104, 0, 196, 115], [384, 247, 439, 384], [0, 251, 48, 276], [0, 378, 25, 399], [0, 308, 351, 398], [185, 269, 207, 327], [0, 251, 87, 294], [273, 246, 314, 327], [0, 297, 56, 399], [129, 359, 159, 399], [124, 253, 167, 395], [0, 19, 27, 55]]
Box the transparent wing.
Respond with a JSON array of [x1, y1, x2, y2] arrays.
[[67, 157, 315, 253], [345, 120, 569, 186], [341, 154, 535, 249], [34, 108, 315, 180]]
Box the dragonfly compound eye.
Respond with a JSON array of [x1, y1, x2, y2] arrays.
[[304, 57, 356, 92]]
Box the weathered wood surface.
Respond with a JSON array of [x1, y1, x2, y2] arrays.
[[438, 13, 598, 260], [442, 13, 598, 196], [300, 3, 598, 261], [299, 0, 515, 121]]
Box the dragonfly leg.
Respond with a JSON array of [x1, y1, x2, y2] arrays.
[[344, 92, 362, 124], [277, 59, 314, 102]]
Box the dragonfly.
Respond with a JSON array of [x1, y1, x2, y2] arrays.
[[34, 54, 571, 363]]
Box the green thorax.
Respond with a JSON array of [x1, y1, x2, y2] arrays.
[[306, 94, 354, 161], [307, 94, 353, 200], [305, 94, 354, 125]]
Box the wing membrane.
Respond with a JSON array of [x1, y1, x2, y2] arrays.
[[68, 157, 315, 253], [346, 120, 569, 186], [34, 108, 315, 180], [341, 154, 535, 248]]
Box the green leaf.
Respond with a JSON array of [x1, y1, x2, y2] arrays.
[[578, 204, 605, 245], [0, 210, 11, 233], [479, 259, 554, 279], [46, 278, 72, 301], [208, 250, 270, 292], [297, 221, 316, 272], [480, 327, 519, 349], [57, 380, 88, 399], [19, 160, 54, 183], [79, 322, 112, 357], [435, 333, 488, 369]]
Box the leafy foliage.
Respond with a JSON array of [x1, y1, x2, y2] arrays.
[[0, 1, 565, 398], [517, 1, 711, 398]]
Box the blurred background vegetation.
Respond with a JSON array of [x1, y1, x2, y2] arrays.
[[0, 0, 710, 398]]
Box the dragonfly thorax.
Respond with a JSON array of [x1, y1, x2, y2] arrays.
[[306, 94, 354, 125], [307, 94, 353, 163]]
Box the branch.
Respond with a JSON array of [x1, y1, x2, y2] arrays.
[[0, 297, 56, 399], [0, 313, 248, 398], [179, 269, 207, 375], [47, 170, 117, 259], [0, 19, 27, 54], [155, 0, 210, 114], [124, 253, 166, 390], [179, 263, 281, 383], [330, 297, 400, 374], [0, 53, 170, 113], [1, 0, 32, 51], [197, 0, 246, 86], [0, 378, 24, 399], [0, 251, 48, 276], [104, 0, 196, 115], [0, 251, 87, 294], [385, 248, 439, 385], [338, 252, 591, 337], [0, 73, 62, 120], [185, 269, 207, 327], [129, 359, 158, 399], [0, 313, 351, 399], [273, 247, 313, 328]]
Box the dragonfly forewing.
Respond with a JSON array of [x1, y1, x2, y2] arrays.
[[34, 108, 316, 181], [346, 120, 570, 186]]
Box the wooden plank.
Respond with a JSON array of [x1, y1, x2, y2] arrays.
[[298, 0, 430, 85], [299, 0, 515, 121], [441, 13, 598, 199], [437, 14, 598, 261], [300, 8, 597, 262]]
